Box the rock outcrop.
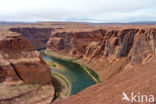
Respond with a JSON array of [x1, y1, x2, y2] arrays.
[[10, 28, 54, 49], [2, 25, 155, 104], [47, 28, 156, 79], [0, 30, 55, 104], [47, 30, 105, 58], [54, 58, 156, 104], [46, 26, 156, 104]]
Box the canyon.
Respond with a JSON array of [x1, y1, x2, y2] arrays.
[[0, 23, 156, 104], [46, 25, 156, 103], [47, 27, 156, 80]]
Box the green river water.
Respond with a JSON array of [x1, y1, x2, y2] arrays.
[[41, 51, 98, 95]]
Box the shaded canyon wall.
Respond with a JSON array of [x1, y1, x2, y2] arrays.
[[10, 27, 54, 49]]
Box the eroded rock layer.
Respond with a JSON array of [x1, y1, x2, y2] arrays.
[[46, 27, 156, 104], [47, 28, 156, 79], [0, 30, 54, 104], [47, 30, 105, 58], [10, 28, 54, 49], [54, 58, 156, 104]]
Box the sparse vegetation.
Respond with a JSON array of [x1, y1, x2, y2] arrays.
[[44, 50, 102, 83], [81, 66, 102, 83], [52, 72, 71, 99], [45, 60, 57, 68]]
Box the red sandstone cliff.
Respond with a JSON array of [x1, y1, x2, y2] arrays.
[[47, 30, 105, 58], [47, 27, 156, 103], [2, 25, 155, 104], [47, 28, 156, 79], [0, 30, 54, 104]]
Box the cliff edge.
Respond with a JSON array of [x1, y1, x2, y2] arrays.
[[47, 26, 156, 104], [54, 58, 156, 104], [0, 30, 55, 104], [47, 27, 156, 79]]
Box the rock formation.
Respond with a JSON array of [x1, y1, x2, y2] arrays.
[[0, 30, 55, 104], [47, 30, 105, 58], [54, 58, 156, 104], [1, 24, 155, 104], [10, 28, 54, 49], [46, 26, 156, 104], [47, 28, 156, 79]]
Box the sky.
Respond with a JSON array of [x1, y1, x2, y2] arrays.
[[0, 0, 156, 23]]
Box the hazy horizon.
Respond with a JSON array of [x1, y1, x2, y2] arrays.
[[0, 0, 156, 23]]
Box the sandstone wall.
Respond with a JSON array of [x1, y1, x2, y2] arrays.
[[47, 28, 156, 79], [10, 28, 54, 49], [0, 30, 55, 104]]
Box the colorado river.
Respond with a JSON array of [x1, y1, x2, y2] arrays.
[[41, 51, 98, 96]]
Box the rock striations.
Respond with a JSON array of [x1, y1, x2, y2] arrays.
[[47, 28, 156, 79], [0, 30, 54, 104], [47, 30, 105, 58], [54, 58, 156, 104], [1, 25, 155, 104], [47, 27, 156, 103]]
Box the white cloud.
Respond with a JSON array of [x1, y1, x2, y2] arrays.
[[0, 0, 155, 22]]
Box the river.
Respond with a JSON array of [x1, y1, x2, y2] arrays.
[[41, 52, 97, 96]]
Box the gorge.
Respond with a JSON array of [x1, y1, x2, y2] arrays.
[[41, 51, 99, 98], [0, 23, 156, 104]]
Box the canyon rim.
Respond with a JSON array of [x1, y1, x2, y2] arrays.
[[0, 0, 156, 103]]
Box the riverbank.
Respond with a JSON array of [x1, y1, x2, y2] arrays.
[[44, 49, 102, 83], [52, 72, 71, 99], [42, 54, 72, 99]]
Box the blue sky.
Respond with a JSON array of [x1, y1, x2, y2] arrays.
[[0, 0, 156, 22]]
